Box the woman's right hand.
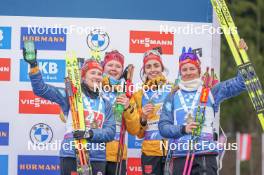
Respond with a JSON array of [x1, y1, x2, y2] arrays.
[[115, 94, 130, 109], [142, 103, 155, 120], [185, 122, 199, 134]]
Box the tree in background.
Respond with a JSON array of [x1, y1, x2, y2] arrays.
[[220, 0, 263, 174]]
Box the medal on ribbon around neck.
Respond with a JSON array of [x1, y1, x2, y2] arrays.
[[147, 101, 155, 119], [185, 113, 194, 124], [85, 113, 93, 129], [91, 119, 99, 129], [148, 99, 154, 105], [85, 110, 100, 129]]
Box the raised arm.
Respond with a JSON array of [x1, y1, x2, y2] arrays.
[[211, 72, 246, 111]]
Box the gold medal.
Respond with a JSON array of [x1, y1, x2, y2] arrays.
[[91, 120, 98, 129], [186, 113, 194, 124]]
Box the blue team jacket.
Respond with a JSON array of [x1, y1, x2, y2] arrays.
[[158, 74, 246, 156], [29, 71, 116, 161]]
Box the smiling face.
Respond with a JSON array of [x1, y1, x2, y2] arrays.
[[83, 68, 103, 91], [103, 60, 123, 80], [144, 59, 163, 80], [180, 63, 200, 81]]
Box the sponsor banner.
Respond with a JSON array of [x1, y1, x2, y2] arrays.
[[128, 134, 143, 149], [20, 27, 66, 50], [0, 155, 8, 175], [127, 158, 142, 175], [30, 123, 53, 145], [0, 58, 11, 81], [86, 29, 110, 51], [20, 59, 65, 82], [17, 155, 60, 175], [129, 31, 174, 54], [0, 123, 9, 146], [0, 27, 11, 49], [19, 91, 60, 114]]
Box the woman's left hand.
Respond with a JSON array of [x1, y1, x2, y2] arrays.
[[115, 94, 130, 109]]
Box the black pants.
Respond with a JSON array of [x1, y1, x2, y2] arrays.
[[172, 155, 217, 175], [141, 153, 165, 175], [105, 160, 126, 175], [60, 157, 106, 175]]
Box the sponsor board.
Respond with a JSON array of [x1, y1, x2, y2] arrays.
[[127, 158, 142, 175], [20, 59, 65, 82], [19, 91, 60, 114], [0, 58, 11, 81], [0, 123, 9, 146], [17, 155, 60, 175], [0, 27, 11, 49], [20, 27, 66, 50], [0, 155, 8, 175], [129, 31, 174, 54]]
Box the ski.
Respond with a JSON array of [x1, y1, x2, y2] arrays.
[[115, 64, 134, 175], [164, 146, 173, 175], [211, 0, 264, 130], [65, 52, 92, 175]]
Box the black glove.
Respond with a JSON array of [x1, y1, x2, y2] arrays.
[[23, 48, 37, 68], [73, 129, 93, 140], [140, 118, 147, 127], [181, 125, 187, 135]]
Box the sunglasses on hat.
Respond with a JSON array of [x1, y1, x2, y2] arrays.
[[179, 47, 202, 62], [143, 47, 162, 58]]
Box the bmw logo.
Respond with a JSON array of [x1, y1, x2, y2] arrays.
[[87, 29, 110, 51], [30, 123, 53, 145]]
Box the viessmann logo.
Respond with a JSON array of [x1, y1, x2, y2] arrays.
[[0, 58, 11, 81], [129, 31, 174, 55], [127, 158, 142, 175], [19, 91, 60, 114]]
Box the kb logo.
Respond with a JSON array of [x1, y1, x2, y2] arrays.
[[38, 61, 58, 74], [0, 27, 11, 49], [20, 59, 65, 82], [0, 30, 3, 41]]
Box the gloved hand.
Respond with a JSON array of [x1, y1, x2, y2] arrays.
[[23, 42, 37, 68], [73, 129, 93, 140]]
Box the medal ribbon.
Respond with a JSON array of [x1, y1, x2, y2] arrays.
[[178, 86, 203, 117]]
